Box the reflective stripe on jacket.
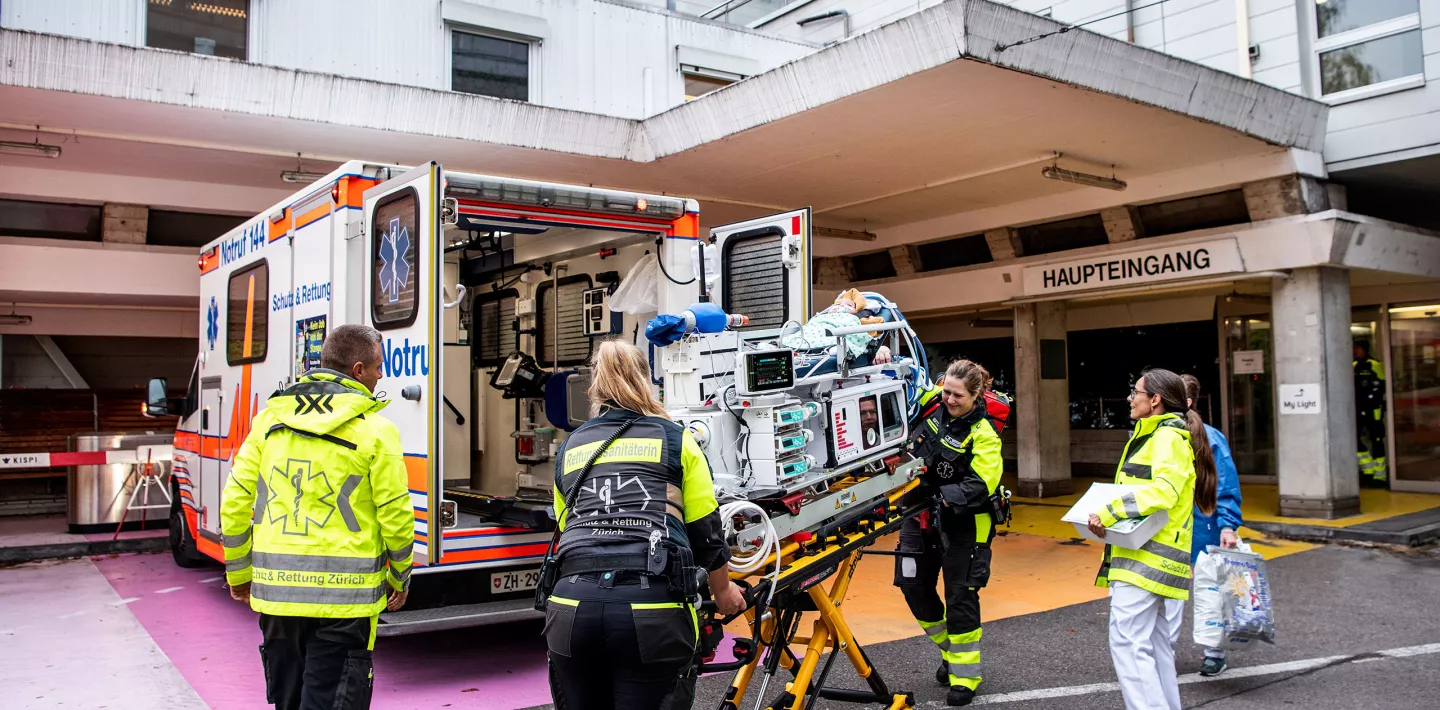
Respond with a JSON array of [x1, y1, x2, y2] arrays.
[[1094, 413, 1195, 600], [220, 369, 415, 618]]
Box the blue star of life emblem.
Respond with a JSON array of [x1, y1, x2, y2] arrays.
[[205, 297, 219, 351], [378, 216, 411, 304]]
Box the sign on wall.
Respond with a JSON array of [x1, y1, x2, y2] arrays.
[[1021, 239, 1244, 296], [1279, 384, 1321, 415], [1233, 350, 1265, 375]]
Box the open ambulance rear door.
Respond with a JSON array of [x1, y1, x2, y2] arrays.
[[362, 162, 447, 566], [710, 209, 813, 341]]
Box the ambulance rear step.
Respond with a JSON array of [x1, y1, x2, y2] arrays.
[[377, 598, 542, 636]]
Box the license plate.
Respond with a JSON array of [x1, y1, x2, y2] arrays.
[[491, 568, 542, 593]]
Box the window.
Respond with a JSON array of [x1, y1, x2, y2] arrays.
[[536, 276, 593, 367], [915, 233, 993, 271], [0, 198, 101, 241], [371, 190, 420, 330], [146, 0, 248, 60], [1312, 0, 1423, 99], [1016, 214, 1109, 256], [473, 289, 520, 367], [849, 250, 897, 281], [1135, 190, 1250, 238], [723, 229, 788, 331], [682, 66, 741, 100], [226, 260, 268, 365], [452, 30, 530, 101], [148, 209, 246, 248]]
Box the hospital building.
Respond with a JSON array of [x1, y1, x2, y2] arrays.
[[2, 0, 1439, 519]]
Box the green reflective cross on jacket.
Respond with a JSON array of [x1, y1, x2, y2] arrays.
[[1094, 413, 1196, 600], [221, 369, 415, 618]]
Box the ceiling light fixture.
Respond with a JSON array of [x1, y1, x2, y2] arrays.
[[0, 140, 62, 159], [281, 153, 328, 184], [1041, 165, 1127, 191], [281, 171, 329, 183], [813, 225, 877, 241], [0, 305, 33, 326]]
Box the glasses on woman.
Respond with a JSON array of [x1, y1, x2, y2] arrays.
[[1128, 387, 1152, 400]]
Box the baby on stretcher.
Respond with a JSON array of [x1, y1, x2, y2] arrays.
[[780, 289, 894, 365]]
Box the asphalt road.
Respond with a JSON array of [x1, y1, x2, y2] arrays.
[[667, 544, 1440, 709]]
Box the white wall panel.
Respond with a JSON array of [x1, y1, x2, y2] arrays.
[[1, 0, 142, 45]]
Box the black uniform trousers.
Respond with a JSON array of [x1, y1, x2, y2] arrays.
[[258, 613, 375, 710], [893, 503, 994, 688], [545, 572, 698, 710]]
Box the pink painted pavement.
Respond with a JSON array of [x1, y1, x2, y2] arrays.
[[92, 552, 555, 709]]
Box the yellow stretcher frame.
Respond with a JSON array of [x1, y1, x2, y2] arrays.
[[715, 479, 921, 710]]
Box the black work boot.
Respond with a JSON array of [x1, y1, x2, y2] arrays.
[[947, 686, 976, 706], [935, 661, 949, 686]]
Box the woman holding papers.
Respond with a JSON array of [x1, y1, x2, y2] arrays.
[[895, 359, 1004, 707], [1086, 368, 1217, 710]]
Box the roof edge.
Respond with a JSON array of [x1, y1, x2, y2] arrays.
[[640, 0, 1329, 158]]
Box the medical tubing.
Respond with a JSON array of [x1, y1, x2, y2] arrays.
[[720, 500, 781, 614], [655, 237, 696, 286]]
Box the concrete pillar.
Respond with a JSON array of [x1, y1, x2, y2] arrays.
[[888, 246, 918, 276], [1101, 206, 1143, 242], [1272, 267, 1360, 518], [102, 203, 148, 244], [984, 227, 1021, 261], [1014, 301, 1072, 497]]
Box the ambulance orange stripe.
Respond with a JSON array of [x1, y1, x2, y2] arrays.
[[267, 208, 290, 241], [294, 202, 330, 231], [404, 456, 428, 492], [435, 543, 550, 564]]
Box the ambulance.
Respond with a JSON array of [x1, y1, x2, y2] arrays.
[[144, 160, 825, 635]]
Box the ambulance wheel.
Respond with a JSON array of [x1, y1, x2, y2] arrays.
[[170, 500, 207, 568]]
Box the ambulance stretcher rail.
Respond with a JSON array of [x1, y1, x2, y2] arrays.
[[697, 479, 924, 675]]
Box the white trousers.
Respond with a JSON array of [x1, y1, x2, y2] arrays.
[[1108, 581, 1185, 710]]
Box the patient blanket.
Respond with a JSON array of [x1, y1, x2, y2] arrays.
[[780, 305, 875, 359]]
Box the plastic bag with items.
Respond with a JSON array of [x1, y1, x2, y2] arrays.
[[1192, 541, 1276, 650]]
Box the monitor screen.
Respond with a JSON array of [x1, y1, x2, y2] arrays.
[[744, 349, 794, 393]]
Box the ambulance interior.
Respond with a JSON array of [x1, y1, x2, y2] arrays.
[[438, 219, 662, 532]]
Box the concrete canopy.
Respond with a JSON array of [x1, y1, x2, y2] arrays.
[[0, 0, 1325, 234]]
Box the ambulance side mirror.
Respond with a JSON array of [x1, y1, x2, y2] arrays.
[[144, 377, 172, 418]]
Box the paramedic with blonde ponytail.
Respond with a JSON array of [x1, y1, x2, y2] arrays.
[[895, 359, 1004, 707], [1088, 368, 1217, 710], [542, 340, 745, 710]]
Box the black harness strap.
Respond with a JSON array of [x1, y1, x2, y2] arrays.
[[265, 423, 358, 451]]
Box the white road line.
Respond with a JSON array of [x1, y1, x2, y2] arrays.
[[110, 597, 142, 606], [154, 586, 184, 594], [940, 642, 1440, 707], [199, 576, 223, 583], [57, 610, 89, 619]]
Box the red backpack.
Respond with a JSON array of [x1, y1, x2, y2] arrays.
[[919, 381, 1012, 434]]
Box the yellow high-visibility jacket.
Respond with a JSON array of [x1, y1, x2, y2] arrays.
[[1094, 413, 1195, 600], [221, 370, 415, 618]]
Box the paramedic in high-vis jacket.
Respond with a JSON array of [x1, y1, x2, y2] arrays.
[[544, 340, 746, 710], [896, 359, 1004, 708], [222, 324, 415, 710]]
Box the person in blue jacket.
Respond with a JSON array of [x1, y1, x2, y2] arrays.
[[1182, 374, 1243, 677]]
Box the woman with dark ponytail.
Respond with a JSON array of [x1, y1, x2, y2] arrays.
[[1086, 367, 1216, 710], [1182, 374, 1243, 677]]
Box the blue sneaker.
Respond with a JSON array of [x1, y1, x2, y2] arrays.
[[1199, 656, 1228, 677]]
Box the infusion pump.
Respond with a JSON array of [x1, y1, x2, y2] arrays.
[[673, 359, 909, 496]]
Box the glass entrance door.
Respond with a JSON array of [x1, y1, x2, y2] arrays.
[[1388, 303, 1440, 488], [1225, 317, 1275, 478]]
